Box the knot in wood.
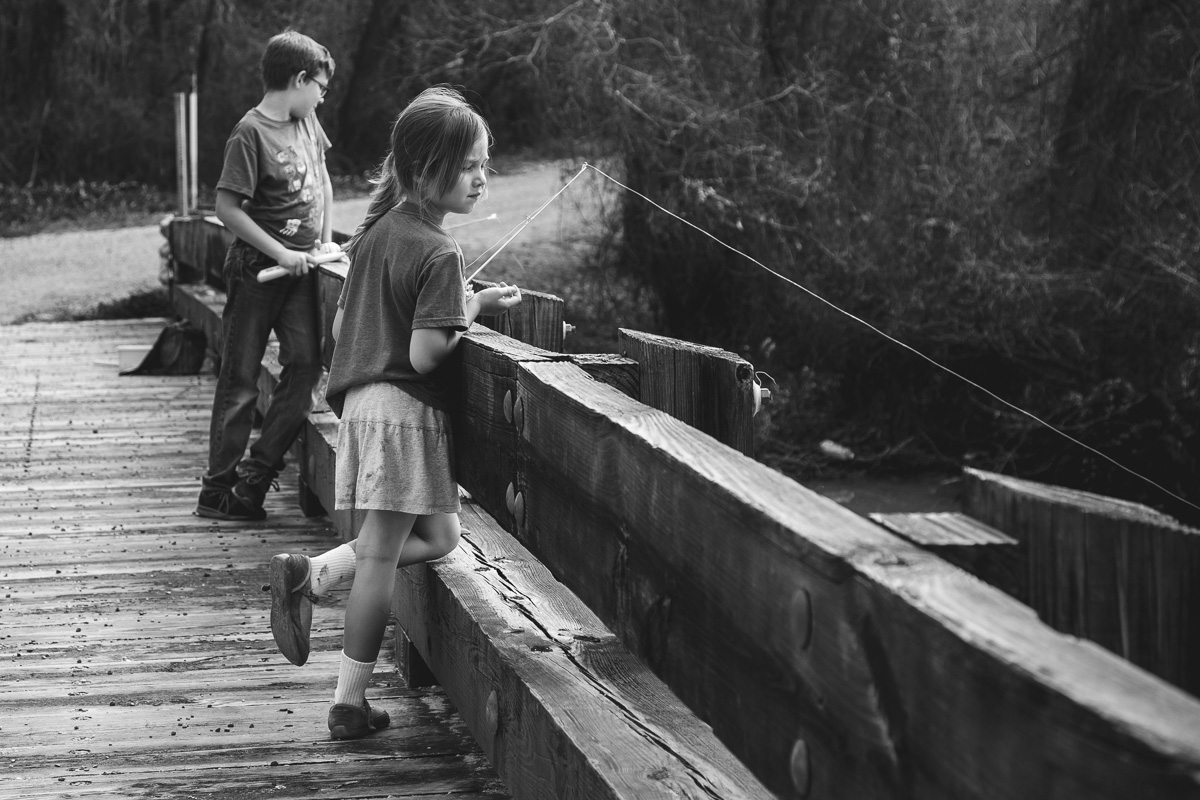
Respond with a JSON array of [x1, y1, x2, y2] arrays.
[[789, 738, 811, 797]]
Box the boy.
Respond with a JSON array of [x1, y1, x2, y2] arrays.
[[196, 30, 340, 521]]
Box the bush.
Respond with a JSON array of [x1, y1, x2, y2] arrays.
[[590, 0, 1200, 516], [0, 180, 174, 237]]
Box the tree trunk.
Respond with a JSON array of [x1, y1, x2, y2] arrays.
[[334, 0, 410, 171]]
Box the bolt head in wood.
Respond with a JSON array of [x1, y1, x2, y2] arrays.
[[513, 396, 524, 434], [502, 390, 513, 423], [485, 689, 499, 738], [790, 738, 811, 796], [513, 492, 525, 528], [792, 588, 812, 650], [505, 483, 516, 514]]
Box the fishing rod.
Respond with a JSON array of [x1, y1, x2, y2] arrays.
[[465, 164, 590, 283]]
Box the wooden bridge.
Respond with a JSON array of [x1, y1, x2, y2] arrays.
[[3, 216, 1199, 799]]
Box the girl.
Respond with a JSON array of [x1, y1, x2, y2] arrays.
[[267, 86, 521, 740]]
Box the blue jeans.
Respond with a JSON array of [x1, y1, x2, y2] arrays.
[[204, 240, 322, 487]]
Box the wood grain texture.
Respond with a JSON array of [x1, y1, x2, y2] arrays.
[[568, 353, 639, 399], [963, 467, 1200, 695], [618, 328, 756, 455], [166, 216, 233, 287], [393, 502, 773, 799], [301, 390, 770, 799], [869, 512, 1021, 597], [0, 320, 508, 800], [472, 281, 565, 353], [494, 358, 1200, 800], [452, 325, 550, 527], [317, 263, 347, 370]]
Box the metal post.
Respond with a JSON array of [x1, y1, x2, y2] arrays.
[[187, 74, 199, 214], [173, 92, 189, 217]]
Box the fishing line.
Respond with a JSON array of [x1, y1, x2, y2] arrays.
[[462, 159, 1198, 514], [581, 162, 1198, 515], [447, 212, 498, 231], [465, 164, 590, 283]]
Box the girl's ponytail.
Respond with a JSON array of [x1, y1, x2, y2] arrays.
[[345, 152, 403, 256], [346, 86, 489, 256]]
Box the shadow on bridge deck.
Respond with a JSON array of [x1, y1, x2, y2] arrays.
[[0, 318, 508, 799]]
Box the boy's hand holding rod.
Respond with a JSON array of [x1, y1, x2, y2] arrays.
[[257, 244, 350, 282], [259, 212, 498, 283]]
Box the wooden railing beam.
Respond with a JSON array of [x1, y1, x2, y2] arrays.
[[963, 467, 1200, 694], [618, 328, 756, 455], [453, 354, 1200, 800]]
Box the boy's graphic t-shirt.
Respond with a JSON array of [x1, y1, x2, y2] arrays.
[[216, 109, 331, 250]]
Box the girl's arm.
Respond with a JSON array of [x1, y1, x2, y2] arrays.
[[410, 284, 522, 375]]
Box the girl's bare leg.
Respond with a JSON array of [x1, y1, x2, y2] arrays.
[[342, 509, 416, 663], [329, 510, 462, 724], [397, 512, 461, 567], [307, 511, 460, 609]]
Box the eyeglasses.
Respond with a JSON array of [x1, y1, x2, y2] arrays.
[[310, 75, 329, 98]]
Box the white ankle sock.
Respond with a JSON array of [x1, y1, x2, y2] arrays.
[[333, 651, 375, 706], [309, 543, 356, 597]]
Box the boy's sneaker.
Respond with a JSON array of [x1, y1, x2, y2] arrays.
[[196, 481, 266, 521], [328, 701, 390, 740], [269, 553, 316, 666], [232, 467, 279, 515]]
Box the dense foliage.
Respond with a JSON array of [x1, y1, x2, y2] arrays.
[[3, 0, 1197, 518]]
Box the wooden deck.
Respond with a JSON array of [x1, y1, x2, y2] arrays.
[[0, 319, 509, 799]]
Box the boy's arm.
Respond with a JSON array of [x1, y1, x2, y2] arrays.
[[319, 157, 334, 244], [214, 189, 312, 275]]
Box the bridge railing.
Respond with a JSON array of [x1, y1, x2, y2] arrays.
[[167, 215, 1200, 800]]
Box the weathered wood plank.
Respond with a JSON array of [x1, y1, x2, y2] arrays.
[[471, 356, 1200, 799], [0, 320, 509, 800], [962, 467, 1200, 695], [393, 499, 772, 799], [568, 352, 639, 398], [618, 328, 756, 455], [453, 327, 555, 531], [869, 511, 1022, 597], [317, 262, 347, 369], [472, 280, 566, 353], [165, 214, 235, 287], [10, 763, 506, 800]]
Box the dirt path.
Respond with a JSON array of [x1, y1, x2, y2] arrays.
[[0, 159, 609, 325]]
